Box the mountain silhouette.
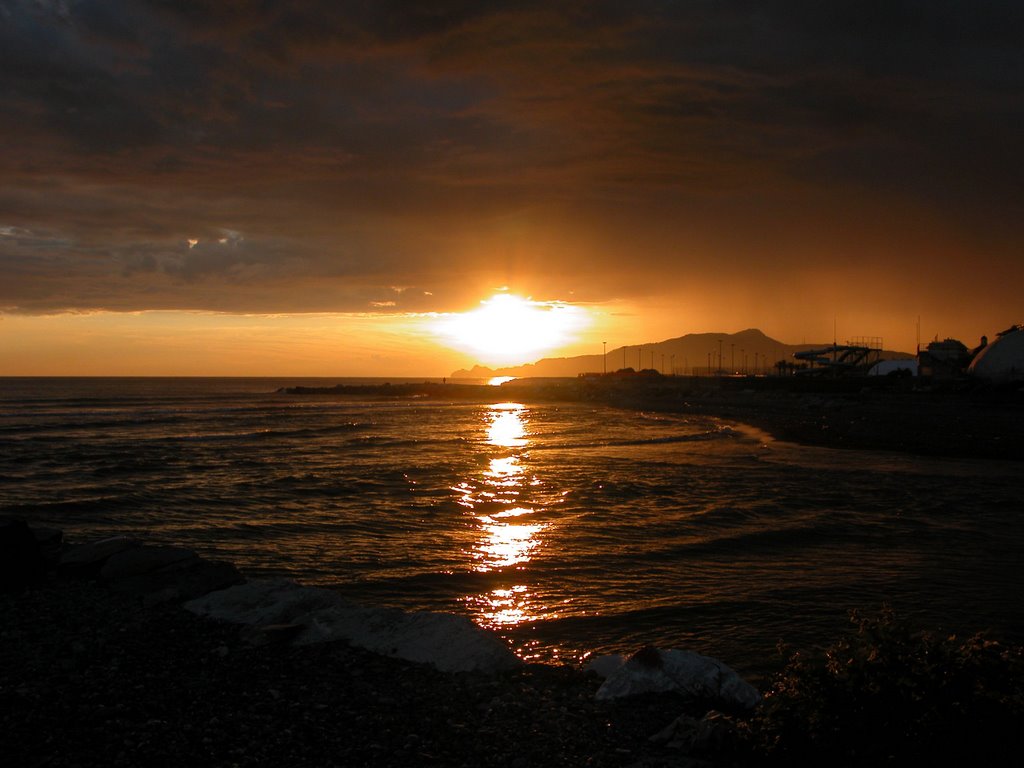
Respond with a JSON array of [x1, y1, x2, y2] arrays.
[[451, 328, 912, 378]]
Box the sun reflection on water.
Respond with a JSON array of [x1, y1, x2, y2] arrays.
[[475, 515, 543, 570], [487, 403, 528, 447], [486, 456, 522, 479], [457, 402, 563, 632], [472, 585, 545, 627]]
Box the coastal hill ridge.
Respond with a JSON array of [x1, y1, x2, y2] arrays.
[[451, 328, 913, 379]]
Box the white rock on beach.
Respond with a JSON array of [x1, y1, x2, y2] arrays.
[[100, 545, 199, 581], [185, 579, 521, 673], [185, 578, 345, 626], [60, 536, 139, 568], [595, 647, 761, 712], [583, 653, 626, 678]]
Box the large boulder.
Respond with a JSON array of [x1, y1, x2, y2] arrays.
[[1, 518, 47, 592], [157, 558, 245, 603], [184, 579, 345, 625], [107, 555, 245, 605], [301, 602, 521, 673], [583, 653, 626, 678], [100, 545, 199, 581], [54, 539, 244, 603], [59, 536, 140, 578], [95, 544, 242, 604], [31, 526, 64, 567], [186, 579, 521, 673], [595, 646, 761, 713]]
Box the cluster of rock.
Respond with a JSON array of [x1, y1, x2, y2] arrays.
[[184, 579, 522, 673], [588, 646, 761, 712], [584, 646, 761, 759], [0, 518, 521, 674], [4, 516, 763, 758], [1, 517, 244, 604]]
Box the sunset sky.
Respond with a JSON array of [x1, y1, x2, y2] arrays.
[[2, 1, 1022, 376]]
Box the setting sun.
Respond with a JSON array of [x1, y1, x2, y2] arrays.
[[433, 293, 590, 365]]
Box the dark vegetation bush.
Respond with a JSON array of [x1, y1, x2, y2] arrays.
[[739, 606, 1024, 766]]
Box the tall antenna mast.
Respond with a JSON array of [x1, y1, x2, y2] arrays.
[[833, 315, 837, 366]]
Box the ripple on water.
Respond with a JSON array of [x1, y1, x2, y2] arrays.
[[2, 380, 1023, 675]]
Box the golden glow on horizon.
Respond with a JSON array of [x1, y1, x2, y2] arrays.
[[0, 310, 479, 377], [1, 299, 947, 377], [433, 293, 590, 366]]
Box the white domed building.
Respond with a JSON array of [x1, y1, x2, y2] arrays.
[[968, 326, 1024, 382]]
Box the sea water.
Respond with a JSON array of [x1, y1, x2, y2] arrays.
[[2, 377, 1023, 678]]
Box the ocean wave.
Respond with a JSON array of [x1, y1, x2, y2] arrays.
[[5, 379, 1024, 680]]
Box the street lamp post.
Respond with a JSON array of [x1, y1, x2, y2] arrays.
[[603, 341, 607, 375]]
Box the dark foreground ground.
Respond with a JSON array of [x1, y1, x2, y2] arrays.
[[578, 376, 1024, 461], [1, 582, 716, 768], [669, 389, 1024, 460], [6, 576, 1022, 768]]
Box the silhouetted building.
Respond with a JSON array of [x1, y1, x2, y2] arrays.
[[918, 337, 970, 378], [968, 326, 1024, 382], [792, 339, 882, 377]]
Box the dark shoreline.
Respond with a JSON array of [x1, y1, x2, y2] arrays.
[[6, 543, 1022, 767], [656, 388, 1024, 461], [1, 537, 740, 768], [282, 376, 1024, 461], [2, 580, 698, 768]]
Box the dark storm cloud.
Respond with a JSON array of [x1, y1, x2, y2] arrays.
[[1, 0, 1021, 314]]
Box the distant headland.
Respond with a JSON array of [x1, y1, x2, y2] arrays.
[[449, 328, 914, 379]]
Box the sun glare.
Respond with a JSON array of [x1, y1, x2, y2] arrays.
[[434, 293, 588, 365]]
